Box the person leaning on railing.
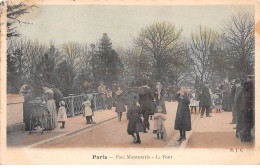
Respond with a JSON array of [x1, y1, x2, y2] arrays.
[[98, 81, 107, 110]]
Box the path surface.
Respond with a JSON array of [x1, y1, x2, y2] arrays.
[[7, 102, 254, 149], [186, 111, 254, 149], [36, 102, 179, 148]]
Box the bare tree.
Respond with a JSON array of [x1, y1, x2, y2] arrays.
[[134, 21, 182, 81], [190, 26, 220, 85], [222, 12, 254, 79]]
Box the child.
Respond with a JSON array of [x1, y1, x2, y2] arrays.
[[190, 90, 199, 114], [57, 100, 67, 129], [214, 94, 222, 113], [153, 106, 167, 140], [127, 92, 144, 144], [82, 96, 96, 124]]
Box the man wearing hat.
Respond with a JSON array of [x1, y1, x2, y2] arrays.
[[234, 78, 243, 137], [200, 81, 212, 118]]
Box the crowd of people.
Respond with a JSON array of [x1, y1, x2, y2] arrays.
[[19, 75, 254, 144]]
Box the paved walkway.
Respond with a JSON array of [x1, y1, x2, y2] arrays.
[[185, 110, 254, 149], [31, 102, 179, 148], [7, 107, 118, 147]]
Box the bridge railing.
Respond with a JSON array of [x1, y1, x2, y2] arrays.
[[63, 93, 103, 117]]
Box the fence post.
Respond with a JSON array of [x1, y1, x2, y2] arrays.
[[93, 93, 97, 111], [69, 95, 75, 117]]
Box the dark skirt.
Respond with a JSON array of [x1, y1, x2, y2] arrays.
[[222, 93, 231, 111], [174, 102, 191, 131], [115, 99, 126, 112], [127, 113, 144, 135]]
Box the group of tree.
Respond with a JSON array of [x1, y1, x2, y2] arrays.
[[4, 1, 255, 96]]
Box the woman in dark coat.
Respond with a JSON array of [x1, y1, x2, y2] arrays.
[[115, 87, 126, 121], [174, 88, 191, 142], [127, 92, 144, 144]]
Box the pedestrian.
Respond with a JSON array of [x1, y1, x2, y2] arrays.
[[234, 78, 243, 138], [82, 96, 96, 124], [57, 100, 67, 129], [50, 85, 64, 112], [200, 82, 212, 118], [138, 80, 155, 133], [98, 81, 107, 110], [221, 79, 232, 111], [154, 81, 167, 114], [153, 106, 167, 140], [214, 94, 222, 113], [190, 90, 199, 114], [239, 75, 254, 142], [106, 88, 113, 110], [19, 84, 35, 102], [42, 83, 58, 129], [230, 79, 237, 124], [210, 91, 217, 113], [115, 87, 126, 121], [174, 87, 191, 142], [127, 91, 144, 144]]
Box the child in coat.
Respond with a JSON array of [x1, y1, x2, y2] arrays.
[[57, 100, 67, 129], [153, 106, 167, 140], [214, 94, 222, 113], [82, 96, 96, 124]]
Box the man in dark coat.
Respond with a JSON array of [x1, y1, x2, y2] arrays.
[[239, 75, 254, 142], [234, 78, 243, 138], [230, 79, 237, 124], [138, 81, 155, 133], [200, 82, 212, 118], [51, 85, 64, 112]]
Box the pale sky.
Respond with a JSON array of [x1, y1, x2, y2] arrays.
[[16, 5, 254, 48]]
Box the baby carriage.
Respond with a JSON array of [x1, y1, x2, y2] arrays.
[[28, 98, 54, 135]]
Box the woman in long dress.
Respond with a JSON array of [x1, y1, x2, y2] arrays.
[[174, 88, 191, 142], [42, 84, 58, 129], [115, 87, 126, 121]]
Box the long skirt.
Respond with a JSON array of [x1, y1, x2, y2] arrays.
[[115, 99, 126, 113], [46, 99, 58, 129], [127, 114, 144, 135], [222, 93, 231, 111]]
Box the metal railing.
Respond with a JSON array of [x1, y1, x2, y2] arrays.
[[64, 93, 103, 117]]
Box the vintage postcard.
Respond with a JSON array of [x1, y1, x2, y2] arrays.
[[0, 0, 259, 165]]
